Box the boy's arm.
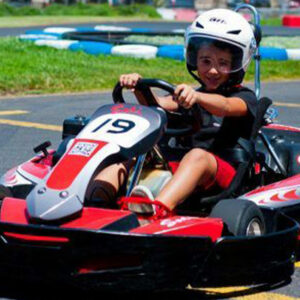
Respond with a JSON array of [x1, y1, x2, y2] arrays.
[[174, 84, 248, 117], [196, 92, 248, 117], [120, 73, 179, 111], [135, 90, 179, 111]]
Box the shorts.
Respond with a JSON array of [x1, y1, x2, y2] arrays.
[[204, 154, 236, 190], [168, 153, 236, 191]]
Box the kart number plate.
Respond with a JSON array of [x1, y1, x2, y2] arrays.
[[79, 114, 150, 148], [69, 142, 98, 157]]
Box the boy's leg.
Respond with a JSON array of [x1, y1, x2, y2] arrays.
[[86, 162, 129, 204], [156, 148, 218, 210]]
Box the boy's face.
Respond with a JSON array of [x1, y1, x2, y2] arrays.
[[196, 44, 232, 91]]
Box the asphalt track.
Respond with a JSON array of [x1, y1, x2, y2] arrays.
[[0, 81, 300, 299]]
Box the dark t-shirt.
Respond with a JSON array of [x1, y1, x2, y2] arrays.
[[192, 86, 258, 156]]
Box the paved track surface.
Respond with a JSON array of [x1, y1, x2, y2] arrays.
[[0, 81, 299, 299], [0, 21, 300, 37]]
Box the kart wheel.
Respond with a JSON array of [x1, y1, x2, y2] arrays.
[[209, 199, 266, 236]]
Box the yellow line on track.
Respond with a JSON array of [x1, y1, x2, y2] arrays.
[[234, 293, 299, 299], [0, 119, 62, 132], [274, 102, 300, 108], [0, 110, 28, 116], [295, 262, 300, 268], [191, 286, 300, 299]]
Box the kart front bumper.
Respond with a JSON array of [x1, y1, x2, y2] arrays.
[[0, 212, 297, 291]]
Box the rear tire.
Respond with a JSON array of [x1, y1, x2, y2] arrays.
[[210, 199, 266, 236]]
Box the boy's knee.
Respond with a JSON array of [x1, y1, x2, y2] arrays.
[[86, 180, 118, 204], [185, 148, 210, 163]]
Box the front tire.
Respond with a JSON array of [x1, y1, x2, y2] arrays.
[[210, 199, 266, 236]]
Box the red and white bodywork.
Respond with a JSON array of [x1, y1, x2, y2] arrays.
[[242, 175, 300, 208]]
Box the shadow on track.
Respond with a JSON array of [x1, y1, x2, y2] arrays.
[[0, 276, 291, 300]]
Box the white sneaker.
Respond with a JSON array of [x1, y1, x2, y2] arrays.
[[128, 185, 154, 214]]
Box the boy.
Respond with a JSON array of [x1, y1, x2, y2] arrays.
[[88, 8, 258, 220]]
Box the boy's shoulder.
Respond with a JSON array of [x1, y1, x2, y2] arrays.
[[229, 85, 257, 102], [230, 85, 255, 94]]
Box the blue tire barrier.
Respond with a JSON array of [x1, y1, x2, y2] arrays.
[[260, 47, 288, 60], [131, 28, 154, 33], [75, 27, 102, 33], [20, 26, 300, 61], [69, 41, 113, 55], [157, 45, 185, 60]]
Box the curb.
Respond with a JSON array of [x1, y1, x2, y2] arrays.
[[282, 15, 300, 27], [19, 26, 300, 61]]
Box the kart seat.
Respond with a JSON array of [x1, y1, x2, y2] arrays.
[[194, 97, 273, 207]]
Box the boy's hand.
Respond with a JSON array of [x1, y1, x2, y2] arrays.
[[174, 84, 199, 109], [119, 73, 142, 91]]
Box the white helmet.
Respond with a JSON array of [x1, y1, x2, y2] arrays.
[[185, 9, 257, 87]]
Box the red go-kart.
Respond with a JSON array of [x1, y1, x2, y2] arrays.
[[0, 77, 299, 291]]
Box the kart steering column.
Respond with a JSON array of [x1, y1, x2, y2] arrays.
[[126, 154, 147, 197]]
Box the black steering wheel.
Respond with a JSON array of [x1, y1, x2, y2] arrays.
[[112, 78, 202, 137]]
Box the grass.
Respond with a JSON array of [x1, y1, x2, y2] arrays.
[[261, 18, 282, 26], [0, 3, 160, 17], [261, 36, 300, 49], [0, 37, 299, 96], [0, 16, 161, 27]]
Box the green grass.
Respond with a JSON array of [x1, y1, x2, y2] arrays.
[[261, 18, 282, 26], [1, 37, 299, 96], [261, 36, 300, 49], [0, 16, 158, 27], [0, 3, 160, 18]]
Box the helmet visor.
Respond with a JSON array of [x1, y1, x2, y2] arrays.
[[186, 36, 250, 74]]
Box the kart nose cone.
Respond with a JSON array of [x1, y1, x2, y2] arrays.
[[26, 187, 83, 221]]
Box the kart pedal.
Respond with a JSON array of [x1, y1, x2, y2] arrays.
[[33, 141, 51, 157]]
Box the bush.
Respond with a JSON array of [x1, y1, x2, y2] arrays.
[[0, 3, 16, 16]]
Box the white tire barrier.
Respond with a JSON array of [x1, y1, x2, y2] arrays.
[[111, 44, 158, 59], [95, 25, 130, 32], [286, 49, 300, 60], [35, 39, 78, 49], [43, 27, 76, 34], [19, 34, 59, 41]]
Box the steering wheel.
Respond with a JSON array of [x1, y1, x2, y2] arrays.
[[112, 78, 202, 137]]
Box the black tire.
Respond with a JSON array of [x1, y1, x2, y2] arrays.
[[210, 199, 266, 236]]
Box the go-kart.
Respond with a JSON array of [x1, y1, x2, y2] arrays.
[[0, 76, 299, 291], [0, 4, 299, 292]]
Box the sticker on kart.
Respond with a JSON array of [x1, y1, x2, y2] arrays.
[[69, 142, 98, 157], [78, 113, 150, 148]]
